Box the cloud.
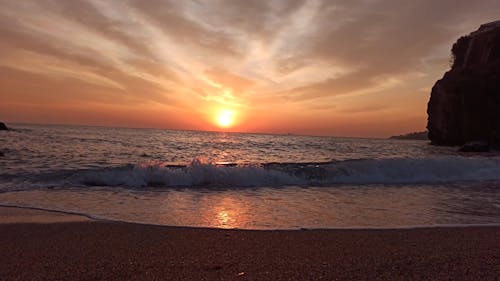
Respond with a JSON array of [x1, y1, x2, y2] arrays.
[[0, 0, 183, 106], [204, 67, 255, 93], [253, 0, 500, 111], [49, 0, 156, 58], [129, 0, 242, 58], [1, 0, 500, 135]]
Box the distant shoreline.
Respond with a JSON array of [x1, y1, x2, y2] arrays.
[[390, 131, 428, 140]]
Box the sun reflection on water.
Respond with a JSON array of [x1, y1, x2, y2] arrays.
[[216, 210, 233, 228], [206, 196, 249, 229]]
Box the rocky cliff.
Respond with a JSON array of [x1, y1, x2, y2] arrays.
[[427, 21, 500, 145]]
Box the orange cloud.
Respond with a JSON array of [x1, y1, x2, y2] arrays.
[[1, 0, 499, 137]]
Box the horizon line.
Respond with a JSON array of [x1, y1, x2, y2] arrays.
[[3, 121, 400, 140]]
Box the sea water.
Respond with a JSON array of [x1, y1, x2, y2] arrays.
[[0, 124, 499, 229]]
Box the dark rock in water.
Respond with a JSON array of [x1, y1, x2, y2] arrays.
[[427, 20, 500, 146], [0, 122, 8, 131], [459, 141, 490, 152], [390, 131, 428, 140]]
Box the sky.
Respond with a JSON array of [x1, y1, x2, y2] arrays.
[[1, 0, 499, 137]]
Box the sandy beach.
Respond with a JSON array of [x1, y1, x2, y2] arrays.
[[0, 207, 498, 280]]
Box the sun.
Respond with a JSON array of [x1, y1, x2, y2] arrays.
[[215, 109, 236, 128]]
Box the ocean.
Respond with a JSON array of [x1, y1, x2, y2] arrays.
[[1, 124, 499, 229]]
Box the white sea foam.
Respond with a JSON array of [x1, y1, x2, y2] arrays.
[[74, 159, 304, 188], [71, 156, 500, 188], [322, 156, 500, 184]]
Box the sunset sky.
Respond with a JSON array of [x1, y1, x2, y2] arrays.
[[1, 0, 499, 137]]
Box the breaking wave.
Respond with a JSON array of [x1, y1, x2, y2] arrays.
[[67, 156, 500, 188]]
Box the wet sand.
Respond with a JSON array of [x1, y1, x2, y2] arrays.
[[0, 207, 499, 280], [0, 206, 91, 224]]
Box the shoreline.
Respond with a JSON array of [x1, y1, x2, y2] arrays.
[[2, 204, 500, 230], [0, 205, 92, 224], [0, 207, 499, 280]]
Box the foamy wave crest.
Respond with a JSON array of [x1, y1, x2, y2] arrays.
[[74, 159, 304, 188], [70, 156, 500, 188]]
